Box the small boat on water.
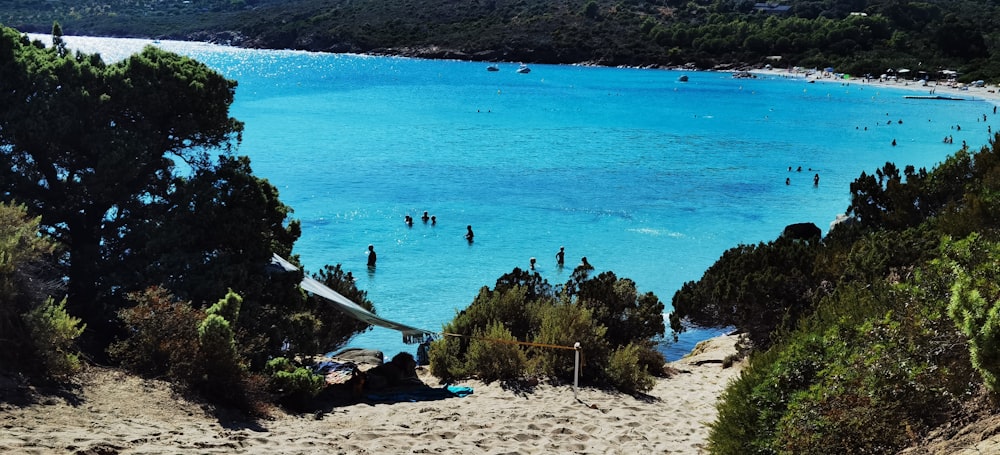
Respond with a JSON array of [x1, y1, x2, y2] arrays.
[[486, 64, 499, 72], [516, 64, 531, 74]]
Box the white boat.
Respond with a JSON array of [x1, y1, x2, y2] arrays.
[[486, 64, 499, 72], [516, 64, 531, 74]]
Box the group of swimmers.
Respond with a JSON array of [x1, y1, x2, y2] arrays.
[[786, 166, 820, 187], [404, 211, 437, 227], [528, 247, 592, 272], [364, 213, 476, 270]]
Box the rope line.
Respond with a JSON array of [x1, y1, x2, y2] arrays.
[[440, 332, 579, 351]]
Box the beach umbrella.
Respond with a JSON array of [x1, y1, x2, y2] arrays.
[[898, 68, 910, 73], [825, 67, 834, 72]]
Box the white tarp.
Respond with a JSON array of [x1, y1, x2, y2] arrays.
[[271, 254, 434, 343]]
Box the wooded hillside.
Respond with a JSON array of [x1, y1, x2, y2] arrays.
[[2, 0, 1000, 80]]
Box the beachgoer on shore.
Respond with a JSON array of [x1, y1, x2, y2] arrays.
[[367, 244, 377, 267]]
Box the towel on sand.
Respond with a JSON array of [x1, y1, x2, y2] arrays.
[[365, 385, 473, 403]]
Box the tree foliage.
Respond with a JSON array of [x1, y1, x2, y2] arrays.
[[0, 26, 372, 398], [0, 25, 243, 335]]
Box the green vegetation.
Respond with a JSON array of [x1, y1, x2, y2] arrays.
[[3, 0, 1000, 81], [670, 132, 1000, 452], [2, 3, 1000, 447], [429, 266, 666, 393], [0, 201, 70, 377], [0, 24, 373, 412]]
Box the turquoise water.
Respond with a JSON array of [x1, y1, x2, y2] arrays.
[[42, 35, 997, 360]]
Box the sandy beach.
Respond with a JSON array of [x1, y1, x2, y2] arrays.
[[752, 66, 1000, 105], [0, 335, 743, 455]]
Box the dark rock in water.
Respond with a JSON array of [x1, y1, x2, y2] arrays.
[[781, 222, 822, 241]]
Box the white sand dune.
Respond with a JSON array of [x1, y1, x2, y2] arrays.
[[0, 335, 742, 455]]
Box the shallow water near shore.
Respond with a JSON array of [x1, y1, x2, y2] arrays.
[[39, 35, 998, 361]]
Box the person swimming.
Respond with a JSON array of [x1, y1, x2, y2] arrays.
[[465, 225, 474, 242], [421, 211, 430, 223], [367, 244, 377, 267], [556, 246, 565, 267], [530, 257, 536, 271]]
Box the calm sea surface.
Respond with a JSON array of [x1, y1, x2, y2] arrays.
[[37, 35, 998, 360]]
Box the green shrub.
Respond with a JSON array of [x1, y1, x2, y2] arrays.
[[265, 357, 325, 405], [108, 287, 204, 381], [23, 297, 85, 377], [431, 267, 664, 392], [465, 321, 527, 382], [709, 274, 971, 455], [0, 201, 59, 373], [944, 234, 1000, 392], [606, 343, 654, 394], [428, 333, 467, 380], [531, 299, 609, 383], [197, 291, 246, 396]]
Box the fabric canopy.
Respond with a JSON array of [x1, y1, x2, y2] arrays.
[[271, 254, 434, 344]]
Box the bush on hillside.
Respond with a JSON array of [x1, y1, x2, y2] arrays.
[[264, 357, 325, 408], [0, 201, 61, 374], [942, 234, 1000, 393], [23, 297, 86, 377], [465, 321, 527, 382], [709, 271, 973, 454], [430, 268, 662, 393], [108, 287, 204, 381], [670, 237, 822, 349], [110, 288, 271, 414], [606, 343, 655, 395]]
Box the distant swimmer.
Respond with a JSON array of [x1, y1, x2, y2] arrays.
[[465, 225, 474, 242], [367, 244, 377, 267], [579, 256, 593, 270], [421, 211, 430, 223], [786, 177, 790, 185], [892, 139, 897, 146], [556, 246, 565, 267], [431, 215, 437, 225], [813, 174, 819, 186], [405, 215, 413, 227], [530, 257, 537, 271]]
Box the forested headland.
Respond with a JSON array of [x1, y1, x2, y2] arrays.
[[3, 0, 1000, 81]]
